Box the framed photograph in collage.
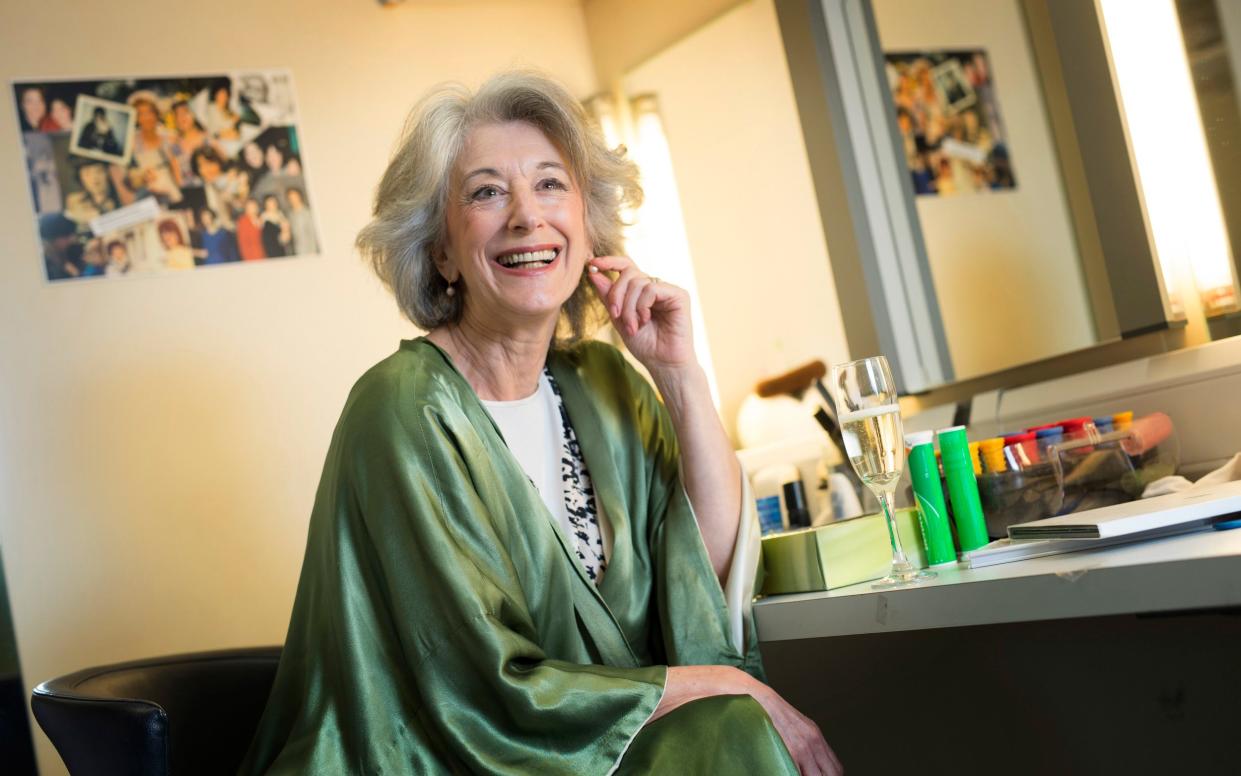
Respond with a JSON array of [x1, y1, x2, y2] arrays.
[[884, 49, 1018, 197], [13, 70, 321, 282]]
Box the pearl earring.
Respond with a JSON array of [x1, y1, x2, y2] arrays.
[[445, 283, 456, 297]]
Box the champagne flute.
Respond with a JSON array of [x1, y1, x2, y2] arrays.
[[833, 356, 935, 589]]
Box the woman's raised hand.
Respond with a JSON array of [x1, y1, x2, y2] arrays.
[[587, 255, 693, 374]]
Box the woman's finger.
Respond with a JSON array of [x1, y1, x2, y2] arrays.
[[621, 276, 651, 335], [586, 265, 613, 300], [588, 254, 636, 274], [810, 739, 833, 776], [607, 265, 641, 322], [589, 256, 640, 317], [634, 279, 659, 326], [804, 716, 840, 776], [824, 739, 843, 776]]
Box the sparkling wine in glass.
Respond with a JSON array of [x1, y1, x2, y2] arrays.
[[833, 356, 935, 589]]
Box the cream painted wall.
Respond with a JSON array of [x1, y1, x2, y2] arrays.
[[0, 1, 595, 773], [872, 0, 1096, 378], [623, 0, 850, 439]]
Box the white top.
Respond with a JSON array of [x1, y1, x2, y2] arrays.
[[483, 372, 612, 578], [484, 370, 761, 653]]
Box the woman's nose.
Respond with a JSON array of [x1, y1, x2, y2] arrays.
[[507, 188, 544, 232]]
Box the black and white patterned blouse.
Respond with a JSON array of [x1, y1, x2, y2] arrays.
[[482, 369, 607, 584]]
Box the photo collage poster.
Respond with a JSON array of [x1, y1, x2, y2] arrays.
[[884, 50, 1017, 197], [14, 70, 320, 282]]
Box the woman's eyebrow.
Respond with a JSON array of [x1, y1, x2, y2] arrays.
[[462, 167, 500, 184]]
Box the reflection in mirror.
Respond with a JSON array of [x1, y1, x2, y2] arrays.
[[870, 0, 1099, 380]]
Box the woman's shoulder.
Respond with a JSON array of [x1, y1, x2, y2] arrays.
[[336, 337, 498, 450], [343, 339, 463, 423]]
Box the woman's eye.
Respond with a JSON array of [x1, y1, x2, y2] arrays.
[[538, 178, 568, 191], [470, 185, 501, 201]]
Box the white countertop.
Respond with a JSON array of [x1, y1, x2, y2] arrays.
[[753, 526, 1241, 641]]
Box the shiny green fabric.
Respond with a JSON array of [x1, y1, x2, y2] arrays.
[[239, 338, 784, 774], [617, 695, 796, 775]]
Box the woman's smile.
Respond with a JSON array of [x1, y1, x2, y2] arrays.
[[492, 244, 561, 272]]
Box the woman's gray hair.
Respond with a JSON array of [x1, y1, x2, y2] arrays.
[[357, 71, 643, 345]]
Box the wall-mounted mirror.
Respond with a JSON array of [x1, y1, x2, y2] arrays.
[[773, 0, 1241, 393]]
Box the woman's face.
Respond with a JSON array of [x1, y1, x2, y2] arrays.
[[441, 121, 588, 329], [245, 199, 260, 217], [160, 228, 180, 249], [50, 98, 72, 129], [79, 164, 108, 198], [243, 142, 263, 168], [21, 89, 47, 126], [174, 104, 195, 132], [214, 87, 229, 108], [197, 155, 221, 181], [263, 197, 279, 213], [136, 101, 159, 132], [265, 145, 283, 172]]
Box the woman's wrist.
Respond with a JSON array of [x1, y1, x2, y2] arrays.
[[650, 665, 754, 723], [648, 362, 709, 415]]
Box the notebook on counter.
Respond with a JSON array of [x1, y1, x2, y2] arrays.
[[966, 523, 1210, 569], [1006, 479, 1241, 541]]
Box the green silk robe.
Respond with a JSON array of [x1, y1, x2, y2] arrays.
[[239, 338, 796, 774]]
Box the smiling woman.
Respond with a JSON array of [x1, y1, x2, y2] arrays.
[[238, 71, 839, 776], [355, 73, 637, 350]]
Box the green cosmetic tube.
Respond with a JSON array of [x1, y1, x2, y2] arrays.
[[937, 426, 990, 552], [905, 431, 957, 566]]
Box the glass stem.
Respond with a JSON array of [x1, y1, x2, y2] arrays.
[[877, 490, 910, 568]]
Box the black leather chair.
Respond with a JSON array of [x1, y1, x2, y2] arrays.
[[30, 646, 281, 776]]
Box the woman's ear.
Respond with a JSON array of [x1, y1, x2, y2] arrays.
[[432, 244, 456, 283]]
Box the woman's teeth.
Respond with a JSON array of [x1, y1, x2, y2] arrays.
[[496, 248, 557, 268]]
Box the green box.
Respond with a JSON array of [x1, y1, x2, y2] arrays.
[[760, 508, 929, 595]]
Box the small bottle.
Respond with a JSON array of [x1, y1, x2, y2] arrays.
[[967, 441, 982, 475], [1004, 431, 1038, 465], [1058, 417, 1094, 450], [1093, 416, 1115, 436], [937, 426, 990, 552], [1113, 410, 1134, 431], [978, 438, 1007, 473], [783, 479, 812, 529], [752, 463, 805, 535], [1035, 426, 1064, 460], [906, 431, 957, 566], [753, 463, 797, 535]]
